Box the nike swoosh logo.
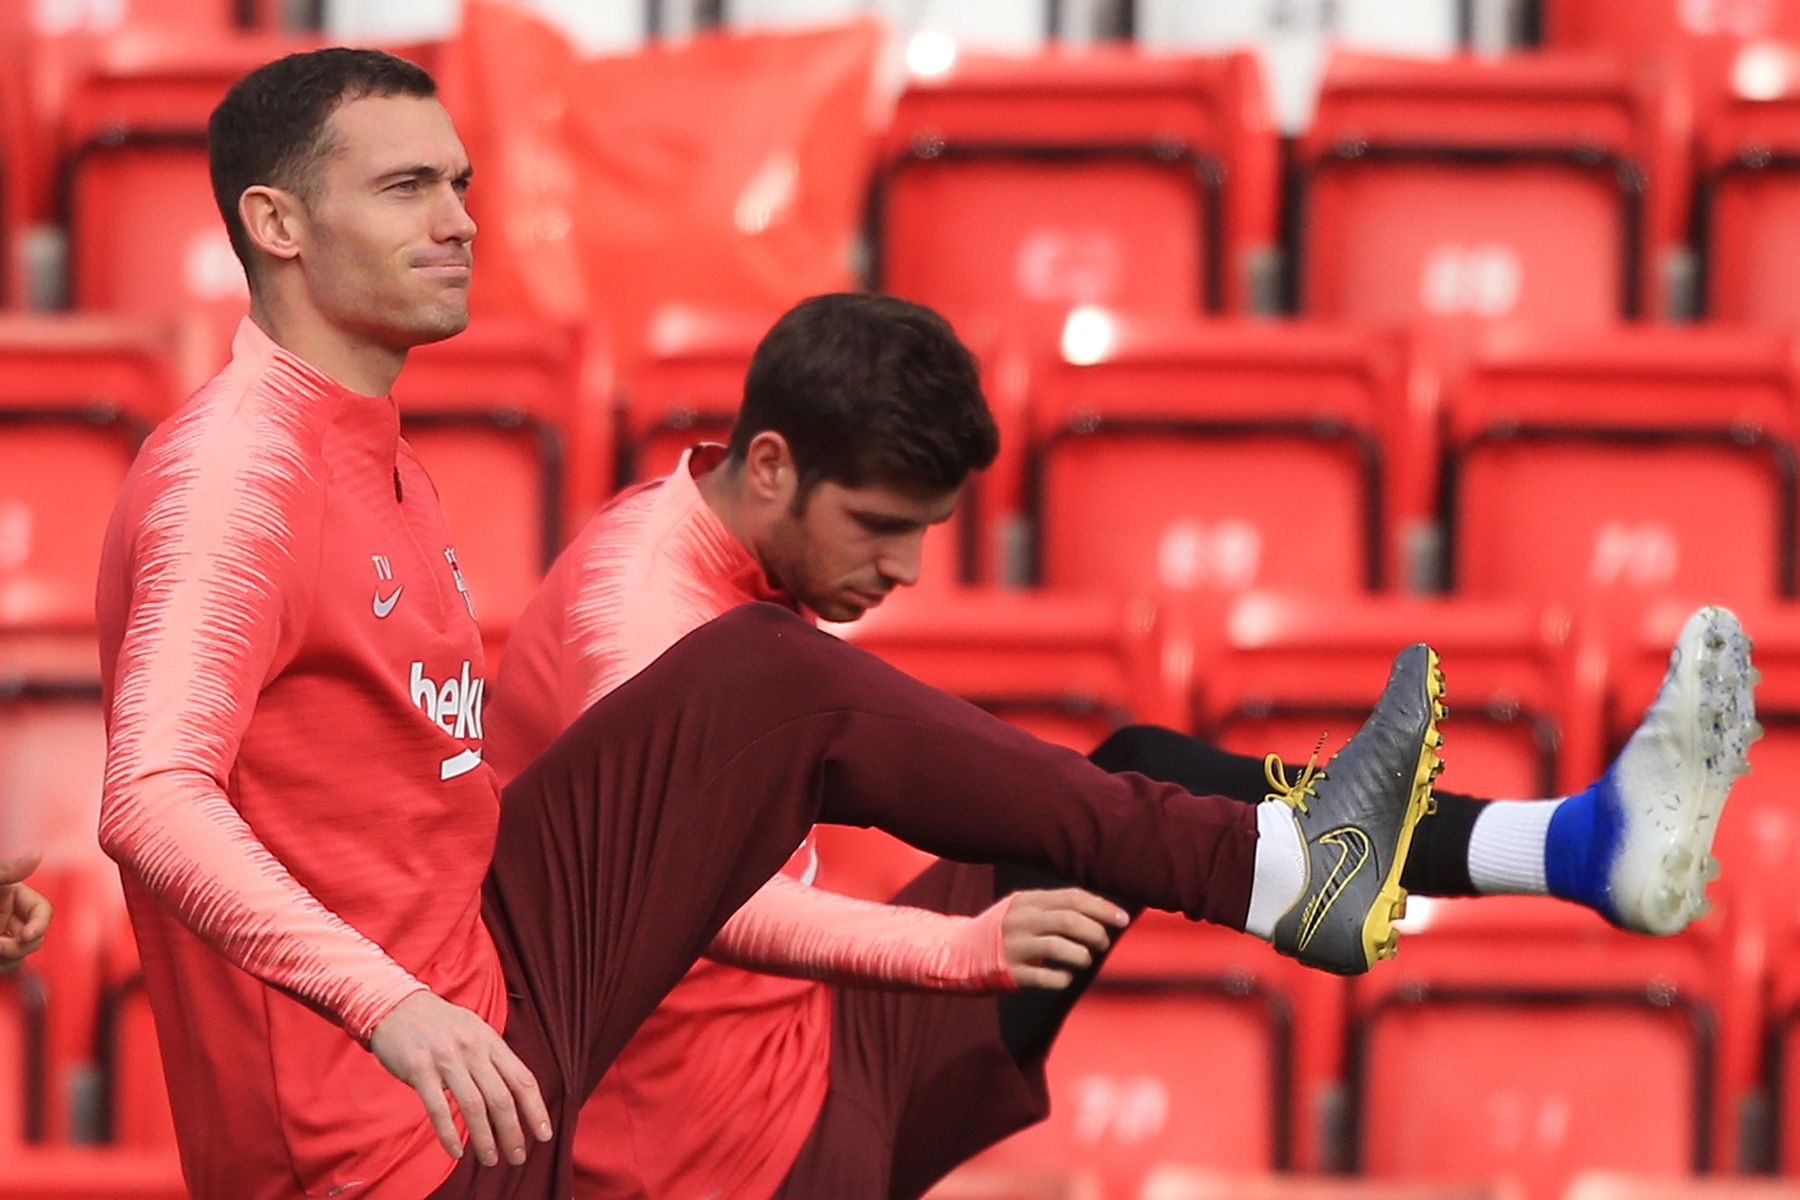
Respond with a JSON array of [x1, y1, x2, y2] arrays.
[[798, 842, 820, 887], [373, 586, 403, 618], [440, 748, 483, 781], [1296, 826, 1373, 953]]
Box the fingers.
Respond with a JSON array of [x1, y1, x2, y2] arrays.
[[0, 932, 46, 969], [441, 1061, 499, 1167], [411, 1072, 464, 1161], [491, 1038, 553, 1144], [1048, 887, 1132, 930], [1012, 963, 1076, 990], [466, 1056, 527, 1166], [10, 885, 52, 944], [0, 854, 41, 888]]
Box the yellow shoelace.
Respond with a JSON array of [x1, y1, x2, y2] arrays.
[[1263, 734, 1330, 816]]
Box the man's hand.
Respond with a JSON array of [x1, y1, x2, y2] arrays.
[[369, 990, 554, 1167], [0, 855, 52, 976], [1001, 887, 1130, 990]]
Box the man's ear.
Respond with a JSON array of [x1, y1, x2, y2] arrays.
[[238, 185, 306, 266], [742, 431, 796, 506]]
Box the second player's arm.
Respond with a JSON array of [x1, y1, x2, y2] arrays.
[[705, 871, 1130, 992]]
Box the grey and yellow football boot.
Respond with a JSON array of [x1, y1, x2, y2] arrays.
[[1266, 644, 1447, 975]]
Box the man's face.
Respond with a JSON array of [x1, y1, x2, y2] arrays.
[[295, 94, 475, 349], [761, 478, 962, 622]]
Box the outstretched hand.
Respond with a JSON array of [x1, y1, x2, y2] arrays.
[[0, 854, 52, 976], [369, 990, 554, 1167], [1001, 887, 1130, 991]]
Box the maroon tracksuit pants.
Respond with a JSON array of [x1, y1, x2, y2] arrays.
[[433, 602, 1258, 1199]]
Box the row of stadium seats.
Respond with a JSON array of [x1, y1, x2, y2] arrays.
[[5, 588, 1798, 1200], [4, 310, 1797, 659], [17, 22, 1800, 331], [11, 1159, 1800, 1200]]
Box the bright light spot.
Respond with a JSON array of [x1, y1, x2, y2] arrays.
[[1734, 42, 1792, 100], [1060, 305, 1116, 366], [906, 30, 958, 78], [734, 151, 798, 236]]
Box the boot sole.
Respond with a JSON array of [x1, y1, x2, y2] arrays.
[[1612, 606, 1758, 935], [1357, 647, 1447, 968]]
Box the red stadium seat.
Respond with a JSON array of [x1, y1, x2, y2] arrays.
[[6, 1147, 186, 1200], [96, 900, 175, 1150], [23, 862, 122, 1145], [818, 588, 1170, 902], [1567, 1175, 1800, 1199], [0, 316, 174, 635], [1694, 43, 1800, 324], [615, 307, 773, 487], [925, 1166, 1103, 1200], [0, 967, 47, 1147], [0, 681, 107, 872], [57, 32, 333, 317], [1348, 894, 1746, 1200], [1294, 52, 1689, 327], [1543, 0, 1800, 100], [873, 50, 1280, 337], [1769, 900, 1800, 1176], [392, 318, 603, 640], [969, 912, 1325, 1193], [1140, 1169, 1523, 1199], [1185, 591, 1599, 800], [1440, 325, 1800, 609], [1020, 316, 1422, 596]]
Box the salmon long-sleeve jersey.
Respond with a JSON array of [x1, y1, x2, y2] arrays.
[[487, 445, 829, 1200], [96, 319, 503, 1200], [487, 445, 1014, 1200]]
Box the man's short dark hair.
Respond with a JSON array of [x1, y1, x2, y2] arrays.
[[209, 47, 438, 277], [728, 294, 999, 499]]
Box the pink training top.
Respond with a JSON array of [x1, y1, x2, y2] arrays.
[[97, 319, 502, 1200], [489, 446, 829, 1200]]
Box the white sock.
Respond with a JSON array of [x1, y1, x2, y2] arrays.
[[1245, 800, 1308, 939], [1467, 799, 1561, 895]]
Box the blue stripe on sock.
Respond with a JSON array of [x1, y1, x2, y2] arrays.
[[1545, 769, 1625, 918]]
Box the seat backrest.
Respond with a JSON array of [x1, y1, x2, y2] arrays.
[[0, 317, 173, 631], [0, 682, 106, 869], [876, 50, 1279, 335], [835, 587, 1164, 745], [0, 969, 45, 1148], [1544, 0, 1800, 99], [1296, 52, 1687, 326], [970, 915, 1310, 1195], [393, 319, 596, 635], [59, 33, 327, 316], [1025, 316, 1420, 597], [1694, 46, 1800, 323], [1442, 325, 1800, 609], [1350, 894, 1738, 1200], [1141, 1167, 1522, 1200], [1187, 591, 1595, 797]]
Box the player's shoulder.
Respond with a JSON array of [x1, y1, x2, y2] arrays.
[[140, 359, 332, 487], [122, 362, 334, 559]]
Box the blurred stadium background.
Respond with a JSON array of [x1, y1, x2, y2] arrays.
[[6, 1, 1800, 1197]]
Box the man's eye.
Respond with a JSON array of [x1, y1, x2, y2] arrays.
[[389, 179, 421, 194]]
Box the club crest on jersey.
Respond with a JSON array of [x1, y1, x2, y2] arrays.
[[444, 547, 475, 619], [410, 660, 485, 780]]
